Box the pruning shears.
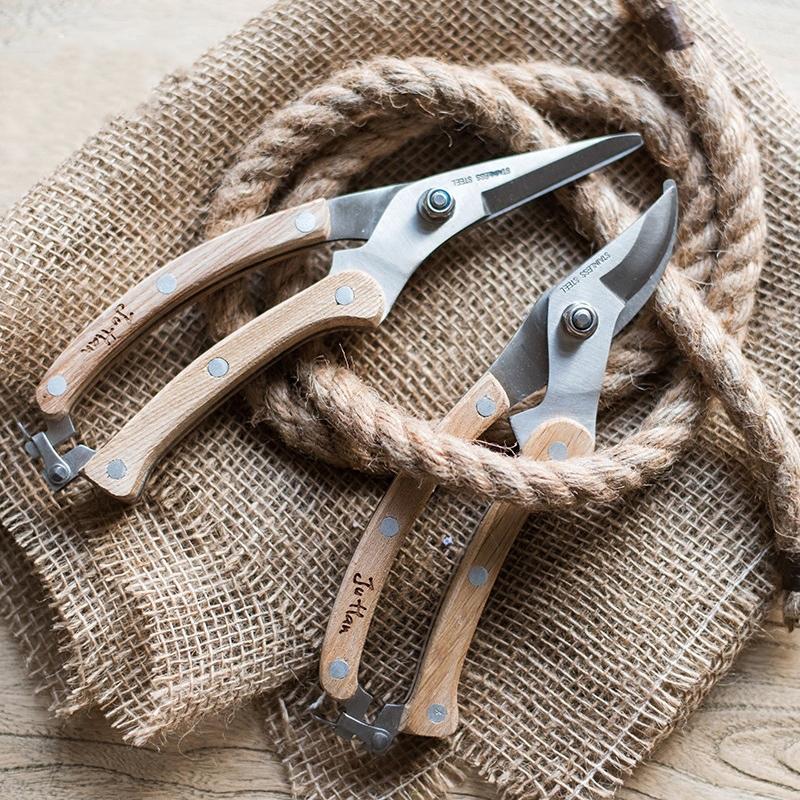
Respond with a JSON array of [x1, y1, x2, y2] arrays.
[[314, 182, 678, 752], [20, 134, 644, 502]]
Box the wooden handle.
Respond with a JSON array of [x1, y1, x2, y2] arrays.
[[83, 270, 384, 502], [319, 373, 510, 701], [403, 417, 594, 737], [36, 199, 331, 419]]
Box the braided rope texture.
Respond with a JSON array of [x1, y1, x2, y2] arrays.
[[0, 1, 798, 798]]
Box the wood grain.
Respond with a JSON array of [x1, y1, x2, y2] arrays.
[[0, 621, 496, 800], [36, 199, 331, 419], [403, 418, 594, 737], [320, 372, 511, 701], [83, 270, 386, 501]]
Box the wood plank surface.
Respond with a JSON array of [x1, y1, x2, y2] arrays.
[[1, 1, 798, 798]]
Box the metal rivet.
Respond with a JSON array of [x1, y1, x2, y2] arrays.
[[371, 730, 391, 751], [418, 188, 456, 222], [334, 286, 354, 305], [106, 459, 127, 480], [329, 659, 349, 680], [207, 357, 229, 378], [427, 703, 447, 724], [379, 515, 400, 538], [295, 211, 317, 233], [468, 565, 488, 586], [48, 464, 70, 484], [46, 375, 68, 397], [475, 395, 496, 418], [155, 273, 177, 295], [548, 441, 568, 461], [562, 302, 599, 339]]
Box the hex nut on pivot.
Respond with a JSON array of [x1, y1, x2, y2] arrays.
[[48, 464, 70, 484], [418, 188, 455, 222], [561, 302, 599, 338]]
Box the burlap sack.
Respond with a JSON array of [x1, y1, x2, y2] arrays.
[[1, 0, 797, 798]]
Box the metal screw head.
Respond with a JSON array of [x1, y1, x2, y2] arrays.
[[106, 459, 127, 480], [548, 441, 568, 461], [47, 463, 70, 484], [475, 395, 497, 418], [328, 659, 349, 680], [295, 211, 318, 233], [427, 703, 448, 724], [418, 188, 455, 222], [155, 273, 177, 295], [207, 357, 230, 378], [334, 285, 354, 305], [561, 302, 599, 338], [378, 515, 400, 538], [46, 375, 68, 397], [468, 565, 488, 586]]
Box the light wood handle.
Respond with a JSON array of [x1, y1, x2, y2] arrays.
[[83, 270, 385, 502], [403, 416, 594, 737], [36, 199, 331, 419], [320, 373, 510, 701]]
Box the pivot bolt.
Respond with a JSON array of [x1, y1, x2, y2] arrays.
[[418, 188, 455, 222], [562, 302, 598, 339]]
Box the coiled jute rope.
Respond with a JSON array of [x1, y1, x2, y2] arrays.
[[202, 1, 800, 625]]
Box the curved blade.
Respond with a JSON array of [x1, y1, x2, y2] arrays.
[[329, 134, 643, 316], [489, 181, 678, 407], [604, 180, 678, 332]]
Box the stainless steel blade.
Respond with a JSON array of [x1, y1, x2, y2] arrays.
[[482, 134, 643, 218], [605, 180, 679, 331], [487, 292, 549, 408], [328, 184, 406, 241], [328, 134, 643, 316], [490, 181, 678, 417]]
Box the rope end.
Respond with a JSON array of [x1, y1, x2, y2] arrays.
[[643, 3, 695, 52], [780, 555, 800, 632], [783, 591, 800, 633]]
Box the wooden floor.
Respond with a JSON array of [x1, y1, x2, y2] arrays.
[[0, 613, 797, 799], [1, 1, 798, 797]]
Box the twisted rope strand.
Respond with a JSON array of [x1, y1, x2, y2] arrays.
[[208, 57, 712, 461], [201, 23, 799, 623]]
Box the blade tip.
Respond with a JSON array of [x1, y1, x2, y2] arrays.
[[609, 131, 644, 152], [658, 179, 680, 233]]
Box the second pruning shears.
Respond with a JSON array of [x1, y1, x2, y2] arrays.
[[20, 134, 643, 502], [315, 182, 678, 752]]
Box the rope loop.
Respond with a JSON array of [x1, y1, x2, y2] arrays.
[[202, 4, 800, 627]]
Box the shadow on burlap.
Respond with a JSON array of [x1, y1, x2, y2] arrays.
[[0, 0, 797, 798]]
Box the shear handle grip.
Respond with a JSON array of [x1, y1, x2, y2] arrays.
[[320, 372, 510, 701], [83, 270, 385, 503], [36, 199, 331, 419], [403, 416, 594, 737]]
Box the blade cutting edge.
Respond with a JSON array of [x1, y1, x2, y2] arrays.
[[329, 134, 644, 316], [488, 181, 678, 407], [482, 133, 643, 218]]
